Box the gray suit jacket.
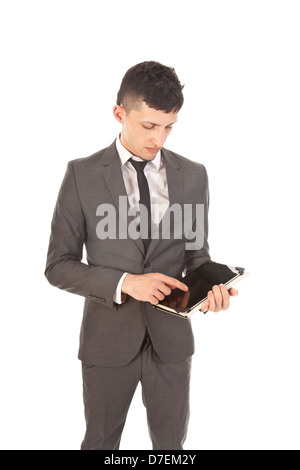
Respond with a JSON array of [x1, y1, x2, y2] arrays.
[[45, 140, 211, 366]]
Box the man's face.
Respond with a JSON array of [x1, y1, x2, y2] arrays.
[[114, 101, 178, 161]]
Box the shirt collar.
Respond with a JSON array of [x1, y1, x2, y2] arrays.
[[116, 134, 161, 170]]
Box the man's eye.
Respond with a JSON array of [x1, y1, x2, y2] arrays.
[[142, 125, 154, 130]]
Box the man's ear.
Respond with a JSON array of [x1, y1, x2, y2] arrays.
[[113, 105, 126, 124]]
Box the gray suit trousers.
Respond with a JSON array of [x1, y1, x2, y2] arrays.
[[81, 331, 192, 450]]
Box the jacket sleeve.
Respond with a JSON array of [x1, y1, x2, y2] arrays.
[[183, 164, 212, 274], [44, 161, 124, 310]]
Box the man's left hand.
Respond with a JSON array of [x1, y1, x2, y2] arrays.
[[201, 284, 238, 313]]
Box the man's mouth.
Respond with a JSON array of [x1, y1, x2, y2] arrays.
[[145, 147, 160, 153]]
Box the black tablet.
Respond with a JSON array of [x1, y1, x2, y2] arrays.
[[154, 262, 249, 319]]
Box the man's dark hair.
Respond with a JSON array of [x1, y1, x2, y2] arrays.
[[116, 61, 184, 114]]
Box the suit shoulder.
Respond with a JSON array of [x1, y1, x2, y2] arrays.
[[163, 148, 207, 173], [68, 141, 116, 172]]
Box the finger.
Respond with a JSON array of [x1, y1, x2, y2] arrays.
[[153, 289, 165, 302], [207, 290, 215, 311], [219, 284, 230, 310], [212, 285, 222, 312], [156, 282, 172, 296], [229, 287, 238, 297], [158, 274, 189, 292], [165, 280, 189, 292], [150, 295, 160, 305], [201, 299, 209, 312]]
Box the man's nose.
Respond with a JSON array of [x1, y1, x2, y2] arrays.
[[151, 128, 167, 148]]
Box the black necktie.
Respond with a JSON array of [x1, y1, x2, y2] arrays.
[[129, 158, 151, 251]]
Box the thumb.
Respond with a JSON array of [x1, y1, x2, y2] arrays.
[[229, 288, 238, 296]]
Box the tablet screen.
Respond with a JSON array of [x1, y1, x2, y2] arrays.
[[159, 262, 242, 312]]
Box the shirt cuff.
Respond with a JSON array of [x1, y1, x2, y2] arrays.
[[113, 272, 128, 304]]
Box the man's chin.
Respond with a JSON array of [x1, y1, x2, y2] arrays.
[[138, 153, 157, 162]]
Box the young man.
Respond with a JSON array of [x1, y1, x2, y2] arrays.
[[45, 61, 238, 450]]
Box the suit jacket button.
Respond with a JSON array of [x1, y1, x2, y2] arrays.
[[144, 262, 150, 269]]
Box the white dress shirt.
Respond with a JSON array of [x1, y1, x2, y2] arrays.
[[113, 135, 170, 304]]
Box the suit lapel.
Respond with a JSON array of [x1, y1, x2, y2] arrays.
[[162, 148, 183, 207]]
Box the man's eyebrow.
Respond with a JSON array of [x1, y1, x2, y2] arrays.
[[141, 120, 178, 127]]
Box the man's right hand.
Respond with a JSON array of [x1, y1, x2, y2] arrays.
[[121, 273, 189, 305]]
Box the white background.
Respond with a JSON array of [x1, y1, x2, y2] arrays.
[[0, 0, 299, 450]]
